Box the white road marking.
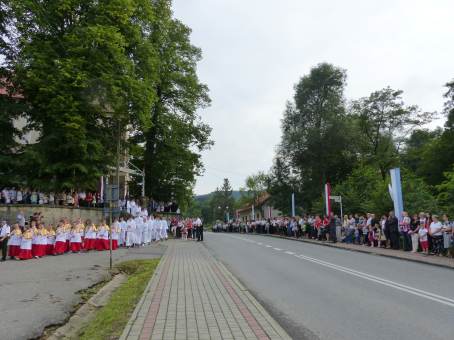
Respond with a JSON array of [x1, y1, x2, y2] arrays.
[[257, 242, 263, 245], [294, 254, 454, 308], [226, 234, 454, 308], [265, 245, 273, 248]]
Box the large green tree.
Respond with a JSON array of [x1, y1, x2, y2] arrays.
[[7, 0, 157, 190], [131, 0, 212, 205], [277, 63, 356, 210], [209, 178, 235, 222], [267, 156, 295, 215]]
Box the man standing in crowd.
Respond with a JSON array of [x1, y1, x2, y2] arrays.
[[386, 211, 400, 250], [195, 217, 203, 241], [0, 220, 11, 261]]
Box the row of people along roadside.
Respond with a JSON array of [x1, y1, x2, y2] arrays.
[[213, 211, 454, 257], [0, 209, 170, 261]]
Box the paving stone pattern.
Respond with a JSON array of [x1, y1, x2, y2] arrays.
[[121, 240, 291, 340]]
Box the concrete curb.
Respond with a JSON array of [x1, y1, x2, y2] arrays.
[[253, 233, 454, 270], [48, 273, 127, 340]]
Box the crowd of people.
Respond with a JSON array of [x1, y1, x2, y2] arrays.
[[214, 210, 454, 257], [0, 187, 180, 215], [169, 217, 204, 241], [0, 208, 173, 262], [0, 187, 103, 207]]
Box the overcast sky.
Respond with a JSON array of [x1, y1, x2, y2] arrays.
[[172, 0, 454, 195]]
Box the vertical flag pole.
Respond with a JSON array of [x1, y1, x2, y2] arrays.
[[325, 183, 332, 216]]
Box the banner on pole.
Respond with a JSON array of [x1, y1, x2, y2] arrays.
[[324, 183, 332, 216], [389, 168, 404, 221]]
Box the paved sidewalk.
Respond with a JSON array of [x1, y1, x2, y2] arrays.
[[121, 240, 290, 340], [261, 234, 454, 269]]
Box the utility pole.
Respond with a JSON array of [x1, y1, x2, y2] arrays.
[[109, 119, 121, 270]]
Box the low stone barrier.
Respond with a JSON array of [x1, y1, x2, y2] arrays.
[[0, 204, 105, 225]]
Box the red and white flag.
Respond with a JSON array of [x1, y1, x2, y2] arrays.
[[324, 183, 331, 216]]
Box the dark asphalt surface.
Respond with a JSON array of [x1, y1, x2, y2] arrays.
[[204, 232, 454, 340], [0, 244, 165, 340]]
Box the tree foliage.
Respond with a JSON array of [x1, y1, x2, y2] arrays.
[[0, 0, 211, 204], [237, 171, 268, 208], [352, 87, 431, 179], [134, 0, 212, 204], [265, 63, 451, 216], [276, 63, 357, 210], [209, 178, 235, 222], [437, 166, 454, 216]]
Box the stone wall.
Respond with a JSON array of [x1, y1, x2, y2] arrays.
[[0, 204, 105, 225]]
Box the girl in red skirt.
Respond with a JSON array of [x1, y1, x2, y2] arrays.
[[54, 223, 67, 255], [46, 225, 56, 255], [84, 220, 97, 251], [96, 221, 110, 251], [70, 222, 83, 253], [34, 223, 48, 258], [19, 227, 33, 260], [64, 220, 71, 252], [8, 223, 22, 259]]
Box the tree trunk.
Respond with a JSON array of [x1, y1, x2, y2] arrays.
[[144, 86, 162, 197]]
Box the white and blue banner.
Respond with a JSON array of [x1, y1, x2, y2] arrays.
[[389, 168, 404, 221]]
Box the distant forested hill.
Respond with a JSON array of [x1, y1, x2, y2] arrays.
[[195, 190, 242, 202]]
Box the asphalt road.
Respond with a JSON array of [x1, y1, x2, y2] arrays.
[[0, 244, 165, 340], [205, 232, 454, 340]]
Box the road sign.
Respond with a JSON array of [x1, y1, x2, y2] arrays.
[[105, 185, 119, 202], [330, 195, 342, 203]]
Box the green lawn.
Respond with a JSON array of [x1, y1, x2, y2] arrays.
[[78, 259, 160, 340]]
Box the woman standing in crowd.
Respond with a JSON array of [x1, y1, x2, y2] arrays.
[[409, 214, 420, 253], [441, 214, 452, 255], [400, 211, 411, 251], [429, 215, 444, 256]]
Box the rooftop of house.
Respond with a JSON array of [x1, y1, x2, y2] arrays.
[[236, 192, 271, 213]]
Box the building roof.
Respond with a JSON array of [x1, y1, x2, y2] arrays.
[[0, 79, 24, 99], [236, 192, 271, 213]]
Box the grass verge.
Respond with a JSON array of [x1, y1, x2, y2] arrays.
[[77, 258, 160, 340]]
